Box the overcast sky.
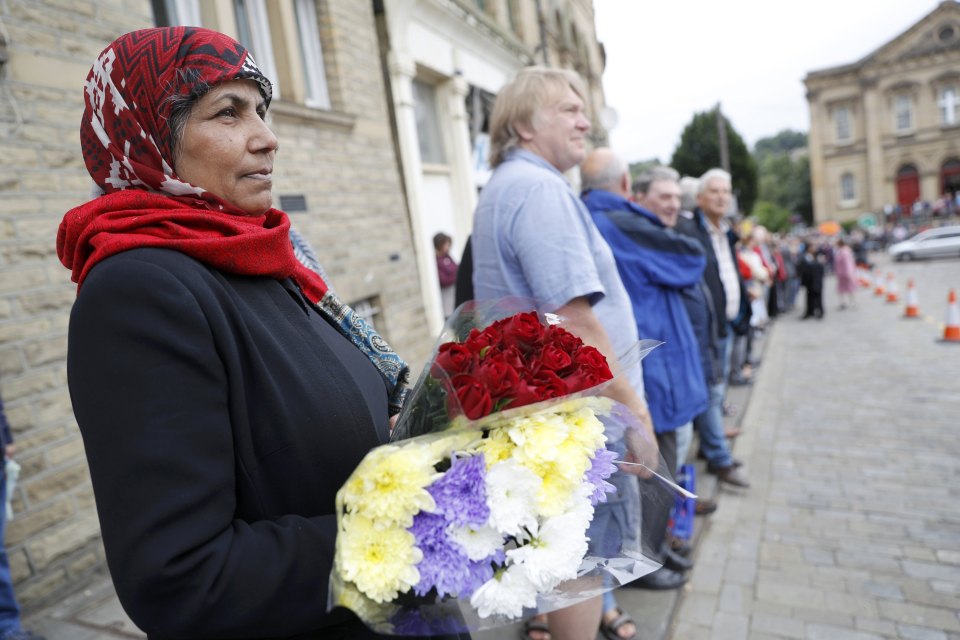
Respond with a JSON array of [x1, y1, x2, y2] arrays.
[[594, 1, 938, 164]]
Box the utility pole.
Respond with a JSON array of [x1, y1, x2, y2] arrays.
[[535, 0, 550, 65], [716, 102, 730, 173]]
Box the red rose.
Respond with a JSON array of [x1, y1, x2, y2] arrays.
[[476, 357, 521, 399], [503, 379, 541, 410], [573, 346, 613, 380], [531, 370, 568, 400], [449, 374, 494, 420], [502, 312, 545, 350], [464, 327, 497, 355], [431, 342, 475, 379], [561, 368, 603, 394], [545, 325, 584, 353], [535, 343, 574, 374], [497, 346, 527, 374]]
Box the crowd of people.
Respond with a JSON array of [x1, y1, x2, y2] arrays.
[[4, 23, 875, 640]]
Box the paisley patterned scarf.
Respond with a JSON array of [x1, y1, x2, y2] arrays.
[[58, 27, 409, 413]]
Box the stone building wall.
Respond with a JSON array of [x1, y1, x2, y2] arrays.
[[0, 0, 431, 609]]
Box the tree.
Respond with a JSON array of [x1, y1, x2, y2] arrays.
[[669, 106, 758, 213], [754, 130, 813, 225], [628, 158, 661, 184]]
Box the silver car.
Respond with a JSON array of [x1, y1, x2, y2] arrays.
[[888, 225, 960, 261]]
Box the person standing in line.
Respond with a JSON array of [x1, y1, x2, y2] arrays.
[[470, 66, 659, 640], [674, 169, 750, 488], [833, 237, 858, 310], [799, 243, 826, 319], [434, 232, 459, 318], [0, 384, 46, 640]]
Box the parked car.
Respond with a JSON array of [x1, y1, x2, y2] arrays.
[[888, 225, 960, 261]]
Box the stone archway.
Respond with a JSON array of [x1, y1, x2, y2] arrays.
[[941, 157, 960, 199], [896, 164, 920, 213]]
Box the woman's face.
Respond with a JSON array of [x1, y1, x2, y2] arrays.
[[175, 80, 278, 216]]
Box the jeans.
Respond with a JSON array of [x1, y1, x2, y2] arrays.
[[692, 333, 735, 469], [674, 421, 693, 471], [594, 472, 641, 614], [0, 470, 22, 635]]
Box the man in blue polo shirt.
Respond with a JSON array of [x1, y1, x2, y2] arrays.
[[471, 67, 661, 640]]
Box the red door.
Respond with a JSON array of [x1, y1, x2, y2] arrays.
[[896, 165, 920, 214]]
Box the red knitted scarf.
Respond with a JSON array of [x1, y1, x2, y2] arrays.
[[57, 189, 329, 303]]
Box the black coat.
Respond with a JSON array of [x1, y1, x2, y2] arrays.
[[67, 247, 400, 640], [675, 211, 729, 339]]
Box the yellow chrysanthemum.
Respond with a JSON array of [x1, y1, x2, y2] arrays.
[[566, 406, 607, 453], [477, 427, 516, 468], [336, 514, 422, 603], [333, 575, 399, 628], [528, 458, 582, 517], [339, 442, 440, 528], [507, 413, 569, 464]]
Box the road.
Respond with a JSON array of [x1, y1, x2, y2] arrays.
[[669, 252, 960, 640]]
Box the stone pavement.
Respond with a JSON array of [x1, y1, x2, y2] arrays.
[[670, 260, 960, 640]]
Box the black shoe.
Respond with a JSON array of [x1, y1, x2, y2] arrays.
[[728, 376, 753, 387], [669, 536, 693, 557], [626, 566, 688, 590], [694, 498, 718, 515], [661, 545, 694, 572], [707, 464, 750, 488]]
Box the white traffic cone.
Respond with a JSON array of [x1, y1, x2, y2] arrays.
[[903, 279, 920, 318]]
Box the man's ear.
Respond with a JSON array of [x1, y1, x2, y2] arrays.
[[514, 121, 535, 142]]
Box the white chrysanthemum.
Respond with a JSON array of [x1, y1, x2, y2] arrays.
[[564, 484, 596, 529], [469, 564, 539, 619], [485, 460, 540, 538], [506, 510, 590, 592], [449, 523, 504, 561]]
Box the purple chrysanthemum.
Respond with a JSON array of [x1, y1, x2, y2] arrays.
[[427, 453, 490, 527], [584, 447, 618, 505], [409, 512, 493, 598]]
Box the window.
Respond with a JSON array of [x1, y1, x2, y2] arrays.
[[412, 80, 446, 164], [152, 0, 200, 26], [841, 172, 855, 202], [939, 86, 959, 126], [234, 0, 281, 98], [834, 105, 851, 142], [351, 296, 384, 335], [293, 0, 331, 109], [894, 94, 913, 132]]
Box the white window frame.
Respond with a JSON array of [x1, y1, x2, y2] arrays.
[[894, 94, 913, 132], [939, 86, 960, 127], [163, 0, 201, 25], [293, 0, 331, 109], [840, 172, 856, 202], [834, 105, 851, 143], [234, 0, 281, 99]]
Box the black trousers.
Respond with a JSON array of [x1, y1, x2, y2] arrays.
[[641, 429, 677, 557]]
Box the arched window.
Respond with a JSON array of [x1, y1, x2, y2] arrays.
[[840, 172, 856, 201]]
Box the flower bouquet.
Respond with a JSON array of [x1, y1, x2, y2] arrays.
[[329, 299, 684, 635]]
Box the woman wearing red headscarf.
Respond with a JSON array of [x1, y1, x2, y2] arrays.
[[57, 28, 453, 639]]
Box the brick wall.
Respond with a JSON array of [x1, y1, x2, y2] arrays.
[[0, 0, 432, 609]]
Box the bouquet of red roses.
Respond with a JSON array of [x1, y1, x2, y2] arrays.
[[329, 299, 680, 635]]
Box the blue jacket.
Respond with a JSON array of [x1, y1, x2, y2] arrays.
[[582, 190, 709, 432]]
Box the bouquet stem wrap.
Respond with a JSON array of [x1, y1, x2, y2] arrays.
[[329, 299, 680, 635]]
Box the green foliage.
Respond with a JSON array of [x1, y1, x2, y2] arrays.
[[754, 130, 807, 160], [628, 159, 662, 183], [753, 130, 813, 225], [752, 200, 791, 233], [669, 106, 758, 213]]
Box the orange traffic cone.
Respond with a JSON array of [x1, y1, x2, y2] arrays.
[[885, 273, 899, 303], [903, 279, 920, 318], [873, 270, 885, 297], [942, 289, 960, 343], [858, 267, 871, 288]]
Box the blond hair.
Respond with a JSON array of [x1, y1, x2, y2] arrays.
[[488, 66, 587, 168]]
